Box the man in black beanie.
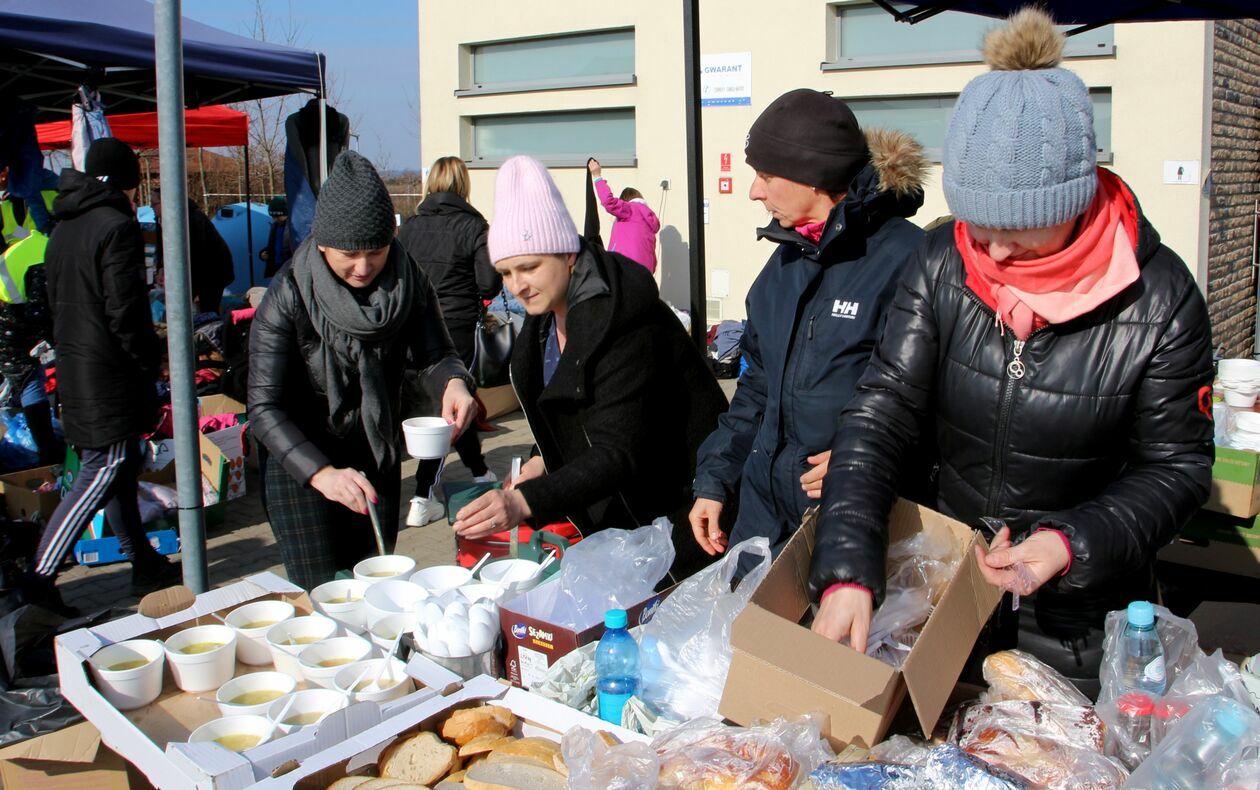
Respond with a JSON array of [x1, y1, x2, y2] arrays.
[[690, 89, 931, 570], [25, 138, 177, 614]]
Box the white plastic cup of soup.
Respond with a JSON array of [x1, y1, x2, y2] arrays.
[[268, 688, 348, 735], [353, 555, 418, 585], [189, 714, 274, 753], [88, 639, 166, 710], [363, 579, 428, 630], [225, 600, 296, 666], [369, 613, 410, 655], [401, 416, 453, 459], [214, 671, 297, 717], [265, 615, 340, 679], [334, 657, 414, 704], [410, 565, 473, 596], [311, 579, 371, 634], [298, 635, 375, 689], [163, 624, 237, 692], [478, 558, 543, 595]]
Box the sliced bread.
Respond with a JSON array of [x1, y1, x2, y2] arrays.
[[441, 708, 509, 746], [459, 733, 515, 758], [326, 778, 374, 790], [380, 731, 458, 786], [463, 760, 566, 790], [484, 738, 562, 771]]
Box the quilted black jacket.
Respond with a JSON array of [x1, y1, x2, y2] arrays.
[[810, 184, 1214, 634]]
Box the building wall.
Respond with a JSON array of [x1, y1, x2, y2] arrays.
[[1207, 19, 1260, 358], [418, 2, 1212, 322]]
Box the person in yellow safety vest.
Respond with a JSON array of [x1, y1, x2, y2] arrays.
[[0, 230, 61, 466], [0, 167, 58, 248]]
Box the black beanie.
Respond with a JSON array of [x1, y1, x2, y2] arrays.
[[85, 138, 141, 191], [311, 151, 396, 250], [744, 89, 870, 193]]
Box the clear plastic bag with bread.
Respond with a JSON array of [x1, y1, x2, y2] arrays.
[[561, 726, 660, 790], [637, 536, 771, 721], [980, 650, 1090, 707], [860, 529, 964, 667], [651, 714, 834, 790]]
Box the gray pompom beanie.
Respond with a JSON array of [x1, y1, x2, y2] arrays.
[[311, 151, 397, 250], [943, 9, 1097, 230]]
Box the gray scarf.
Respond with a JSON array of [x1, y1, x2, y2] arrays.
[[294, 239, 416, 470]]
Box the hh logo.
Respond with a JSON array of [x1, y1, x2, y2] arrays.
[[831, 299, 860, 320]]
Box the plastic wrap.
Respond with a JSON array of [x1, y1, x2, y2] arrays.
[[638, 537, 770, 721], [545, 518, 675, 629], [1097, 603, 1199, 706], [1127, 697, 1260, 789], [561, 727, 660, 790], [980, 649, 1091, 706], [652, 714, 834, 790], [530, 639, 598, 714], [808, 745, 1030, 790], [860, 531, 962, 668], [1095, 691, 1156, 771], [867, 735, 932, 766]]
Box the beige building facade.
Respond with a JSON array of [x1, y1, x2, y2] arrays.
[[418, 1, 1215, 323]]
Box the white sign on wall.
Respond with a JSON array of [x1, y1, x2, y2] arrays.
[[701, 52, 752, 107], [1163, 160, 1200, 185]]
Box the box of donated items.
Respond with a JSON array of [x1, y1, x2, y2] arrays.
[[720, 499, 1003, 749], [55, 573, 455, 789], [1204, 446, 1260, 518]]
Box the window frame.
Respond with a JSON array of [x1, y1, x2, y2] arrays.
[[456, 27, 637, 97], [462, 108, 638, 169]]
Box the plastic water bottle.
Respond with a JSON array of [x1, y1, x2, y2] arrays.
[[1120, 600, 1167, 696], [596, 609, 638, 726], [1135, 698, 1258, 789]]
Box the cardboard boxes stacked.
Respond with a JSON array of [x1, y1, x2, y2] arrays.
[[1160, 446, 1260, 579]]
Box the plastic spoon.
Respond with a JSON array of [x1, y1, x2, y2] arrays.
[[371, 631, 405, 689], [469, 552, 493, 578], [537, 550, 558, 575], [263, 694, 296, 743], [342, 665, 373, 699]]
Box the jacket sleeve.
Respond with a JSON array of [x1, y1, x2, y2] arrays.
[[471, 223, 502, 300], [247, 284, 331, 484], [691, 314, 767, 503], [594, 178, 633, 221], [808, 249, 941, 606], [643, 205, 661, 234], [100, 222, 161, 380], [1037, 274, 1214, 593], [409, 266, 472, 399]]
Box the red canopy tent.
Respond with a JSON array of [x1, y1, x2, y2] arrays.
[[35, 104, 247, 150]]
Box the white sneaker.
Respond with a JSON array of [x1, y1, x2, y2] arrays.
[[472, 470, 497, 484], [406, 496, 445, 527]]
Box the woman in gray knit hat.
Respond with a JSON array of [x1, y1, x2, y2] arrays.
[[249, 151, 476, 590], [808, 8, 1213, 695]]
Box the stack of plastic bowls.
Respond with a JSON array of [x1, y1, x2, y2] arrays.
[[1218, 359, 1260, 408], [1232, 411, 1260, 451]]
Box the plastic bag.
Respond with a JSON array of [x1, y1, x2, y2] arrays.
[[1127, 696, 1260, 789], [1144, 649, 1255, 752], [530, 639, 598, 714], [0, 413, 39, 471], [561, 727, 660, 790], [980, 650, 1091, 706], [1097, 602, 1199, 706], [861, 530, 964, 667], [638, 536, 770, 721], [652, 714, 834, 789], [867, 735, 932, 766]]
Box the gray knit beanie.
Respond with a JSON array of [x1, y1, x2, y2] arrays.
[[311, 151, 396, 250], [943, 9, 1097, 230]]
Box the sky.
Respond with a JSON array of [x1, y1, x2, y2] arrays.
[[183, 0, 421, 171]]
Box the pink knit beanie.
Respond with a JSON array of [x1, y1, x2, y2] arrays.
[[488, 155, 580, 263]]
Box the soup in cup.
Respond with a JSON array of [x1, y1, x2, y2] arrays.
[[334, 657, 413, 703], [215, 671, 297, 717], [164, 625, 237, 692], [311, 579, 370, 634], [265, 615, 339, 679], [353, 555, 417, 585], [189, 715, 274, 753], [298, 636, 375, 689], [225, 600, 296, 666], [88, 639, 166, 710], [268, 688, 348, 735]]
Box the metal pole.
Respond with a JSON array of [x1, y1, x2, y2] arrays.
[[245, 142, 255, 287], [683, 0, 707, 350], [318, 97, 329, 185], [155, 0, 209, 593]]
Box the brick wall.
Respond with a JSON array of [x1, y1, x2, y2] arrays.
[[1207, 20, 1260, 358]]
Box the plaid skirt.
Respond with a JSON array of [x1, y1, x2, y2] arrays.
[[263, 454, 400, 591]]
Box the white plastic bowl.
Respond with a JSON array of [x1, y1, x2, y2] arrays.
[[369, 613, 410, 655], [298, 636, 375, 689], [402, 416, 453, 459], [334, 658, 413, 704], [311, 579, 370, 634], [363, 579, 427, 629], [265, 615, 339, 680], [1224, 388, 1259, 408], [268, 688, 348, 735], [189, 715, 274, 753], [225, 600, 296, 665], [459, 583, 508, 605], [88, 639, 166, 710], [215, 671, 297, 717], [410, 565, 472, 596], [164, 624, 237, 692], [1218, 358, 1260, 382], [353, 555, 417, 585], [478, 558, 543, 595]]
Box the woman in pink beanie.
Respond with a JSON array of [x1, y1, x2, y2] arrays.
[[451, 155, 727, 579]]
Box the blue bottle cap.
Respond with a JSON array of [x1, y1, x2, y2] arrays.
[[1127, 600, 1155, 627], [1216, 704, 1251, 739], [605, 609, 628, 629]]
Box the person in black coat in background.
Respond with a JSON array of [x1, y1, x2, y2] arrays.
[[153, 187, 235, 314], [451, 156, 727, 580], [397, 156, 502, 527]]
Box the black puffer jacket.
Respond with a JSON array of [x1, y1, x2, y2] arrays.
[[0, 245, 52, 385], [512, 244, 728, 572], [46, 170, 161, 447], [811, 177, 1214, 635], [398, 193, 501, 339]]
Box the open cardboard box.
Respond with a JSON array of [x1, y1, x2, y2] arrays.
[[56, 573, 452, 789], [251, 673, 646, 789], [0, 721, 152, 789], [0, 463, 61, 521], [1204, 446, 1260, 517], [719, 499, 1003, 750]]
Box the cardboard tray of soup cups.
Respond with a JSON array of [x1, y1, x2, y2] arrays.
[[55, 572, 460, 790]]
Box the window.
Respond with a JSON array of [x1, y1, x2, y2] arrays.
[[824, 3, 1113, 70], [845, 90, 1113, 162], [466, 109, 636, 167], [458, 29, 635, 95]]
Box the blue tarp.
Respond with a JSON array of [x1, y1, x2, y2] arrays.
[[0, 0, 325, 120], [210, 202, 274, 294]]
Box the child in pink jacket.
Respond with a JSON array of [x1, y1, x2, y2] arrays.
[[588, 158, 660, 274]]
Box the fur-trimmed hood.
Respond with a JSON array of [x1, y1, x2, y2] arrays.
[[844, 127, 929, 228]]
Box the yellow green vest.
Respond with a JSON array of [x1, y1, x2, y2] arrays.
[[1, 190, 56, 246], [0, 231, 48, 304]]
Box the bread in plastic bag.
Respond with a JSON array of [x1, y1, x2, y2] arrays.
[[561, 726, 660, 790], [858, 530, 963, 667], [638, 536, 770, 721], [980, 649, 1090, 706], [808, 744, 1030, 789], [652, 714, 834, 789], [1097, 602, 1199, 706]]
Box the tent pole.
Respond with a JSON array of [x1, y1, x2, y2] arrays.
[[319, 96, 329, 185], [683, 0, 707, 351], [245, 142, 255, 287], [155, 0, 209, 594]]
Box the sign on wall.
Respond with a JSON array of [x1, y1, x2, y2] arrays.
[[701, 52, 752, 107]]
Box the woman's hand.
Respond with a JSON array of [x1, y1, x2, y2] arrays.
[[800, 451, 831, 500], [689, 498, 727, 555], [310, 466, 378, 514], [505, 456, 546, 490], [975, 525, 1070, 596], [587, 158, 602, 178], [441, 378, 477, 439], [452, 488, 532, 539], [811, 585, 874, 652]]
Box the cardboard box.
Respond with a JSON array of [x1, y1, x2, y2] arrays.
[[0, 721, 153, 789], [200, 424, 247, 502], [719, 500, 1003, 750], [479, 384, 519, 420], [251, 673, 646, 789], [499, 581, 667, 689], [1205, 446, 1260, 517], [57, 573, 449, 789], [198, 395, 246, 420], [0, 464, 61, 521], [1160, 508, 1260, 578]]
